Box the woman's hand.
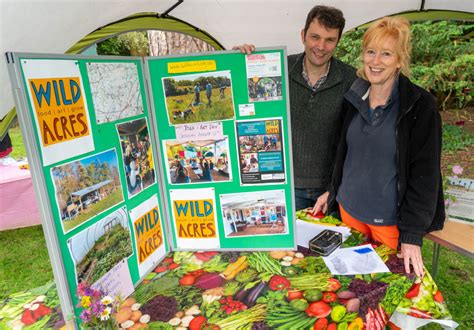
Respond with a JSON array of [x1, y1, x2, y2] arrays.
[[399, 243, 424, 277], [312, 191, 329, 214]]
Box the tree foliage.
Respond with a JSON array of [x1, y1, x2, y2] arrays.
[[335, 20, 473, 109]]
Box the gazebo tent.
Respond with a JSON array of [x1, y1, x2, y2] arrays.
[[1, 0, 473, 125]]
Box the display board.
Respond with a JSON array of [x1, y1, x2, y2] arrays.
[[146, 49, 295, 250], [6, 48, 294, 324]]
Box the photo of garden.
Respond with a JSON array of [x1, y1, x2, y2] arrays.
[[164, 137, 231, 184], [67, 207, 133, 285], [220, 190, 288, 237], [51, 149, 123, 233], [248, 76, 282, 102], [162, 70, 234, 125]]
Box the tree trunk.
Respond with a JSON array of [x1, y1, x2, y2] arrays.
[[148, 31, 215, 56]]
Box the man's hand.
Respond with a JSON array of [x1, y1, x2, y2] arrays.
[[232, 44, 256, 55], [312, 191, 329, 215], [399, 243, 425, 277]]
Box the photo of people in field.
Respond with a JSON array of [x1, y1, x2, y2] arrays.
[[163, 137, 231, 184], [51, 149, 124, 233], [67, 207, 133, 286], [248, 76, 282, 102], [117, 118, 156, 198], [162, 70, 235, 125], [220, 190, 288, 237]]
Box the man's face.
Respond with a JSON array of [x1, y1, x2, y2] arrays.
[[301, 19, 340, 68]]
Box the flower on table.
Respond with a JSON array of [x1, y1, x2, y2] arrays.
[[452, 165, 463, 175], [100, 307, 112, 321], [76, 283, 119, 326]]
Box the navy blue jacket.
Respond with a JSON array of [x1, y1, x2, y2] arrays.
[[328, 74, 445, 246]]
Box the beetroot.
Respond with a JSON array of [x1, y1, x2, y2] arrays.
[[194, 272, 224, 290]]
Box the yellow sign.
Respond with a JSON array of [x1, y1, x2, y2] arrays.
[[265, 120, 280, 134], [134, 207, 163, 264], [29, 77, 90, 147], [168, 60, 217, 74], [173, 199, 217, 238]]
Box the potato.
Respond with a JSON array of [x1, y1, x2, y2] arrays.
[[286, 251, 296, 257], [130, 310, 142, 322], [269, 251, 287, 259], [114, 307, 132, 324], [290, 258, 301, 265], [129, 322, 148, 330], [121, 297, 136, 308]]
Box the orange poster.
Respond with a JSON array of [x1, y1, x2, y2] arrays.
[[29, 77, 90, 147], [134, 206, 164, 264]]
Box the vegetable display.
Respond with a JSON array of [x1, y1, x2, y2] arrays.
[[0, 221, 454, 329]]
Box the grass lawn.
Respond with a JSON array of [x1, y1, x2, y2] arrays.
[[166, 88, 234, 125]]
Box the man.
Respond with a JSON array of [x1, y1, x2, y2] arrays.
[[234, 6, 356, 211], [194, 82, 201, 106], [205, 80, 213, 107]]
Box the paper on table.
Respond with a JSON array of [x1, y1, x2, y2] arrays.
[[323, 244, 390, 275], [296, 219, 351, 248]]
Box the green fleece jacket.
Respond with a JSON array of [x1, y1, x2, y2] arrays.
[[288, 53, 356, 189]]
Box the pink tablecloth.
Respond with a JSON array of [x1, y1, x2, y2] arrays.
[[0, 163, 41, 230]]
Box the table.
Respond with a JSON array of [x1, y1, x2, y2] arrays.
[[426, 219, 474, 279], [0, 163, 40, 230]]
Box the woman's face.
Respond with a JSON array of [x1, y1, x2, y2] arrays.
[[363, 37, 401, 87]]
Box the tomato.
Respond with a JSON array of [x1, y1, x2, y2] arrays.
[[189, 269, 206, 277], [179, 274, 196, 286], [154, 265, 168, 273], [305, 301, 332, 318], [269, 275, 291, 291], [313, 317, 329, 330], [327, 323, 337, 330], [328, 278, 341, 292], [407, 308, 432, 319], [433, 290, 444, 303], [163, 257, 174, 264], [168, 262, 180, 270], [405, 283, 421, 298], [189, 316, 207, 330], [287, 289, 303, 301], [322, 292, 337, 303]]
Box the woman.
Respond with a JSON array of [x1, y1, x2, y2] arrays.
[[314, 17, 445, 277]]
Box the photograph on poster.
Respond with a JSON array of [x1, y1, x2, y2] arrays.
[[67, 207, 133, 286], [87, 62, 144, 124], [170, 188, 220, 249], [163, 137, 231, 184], [51, 148, 124, 233], [22, 59, 95, 166], [246, 53, 283, 102], [220, 190, 287, 237], [117, 118, 156, 198], [236, 119, 285, 184], [162, 70, 234, 125]]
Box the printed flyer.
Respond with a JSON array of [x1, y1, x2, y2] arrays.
[[246, 52, 283, 102], [236, 118, 286, 185], [22, 59, 95, 165], [130, 195, 167, 277], [169, 188, 220, 249]]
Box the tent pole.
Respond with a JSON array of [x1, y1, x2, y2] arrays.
[[159, 0, 184, 18]]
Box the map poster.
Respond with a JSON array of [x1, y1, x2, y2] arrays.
[[236, 118, 286, 185], [169, 188, 220, 250], [22, 59, 94, 166]]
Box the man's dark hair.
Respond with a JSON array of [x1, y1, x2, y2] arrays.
[[303, 5, 345, 39]]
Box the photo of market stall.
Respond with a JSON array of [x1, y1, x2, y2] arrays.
[[117, 118, 156, 197], [164, 137, 231, 184], [220, 190, 287, 237]]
